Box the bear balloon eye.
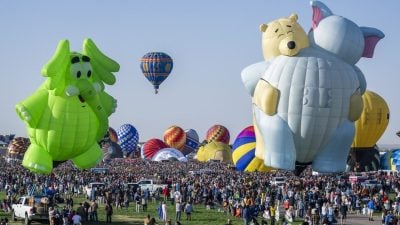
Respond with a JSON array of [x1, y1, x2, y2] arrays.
[[286, 25, 292, 28], [275, 28, 279, 33]]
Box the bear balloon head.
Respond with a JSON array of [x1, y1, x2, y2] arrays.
[[260, 14, 310, 60]]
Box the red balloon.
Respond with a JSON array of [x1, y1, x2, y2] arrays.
[[163, 125, 186, 150], [143, 138, 168, 159], [206, 124, 230, 144]]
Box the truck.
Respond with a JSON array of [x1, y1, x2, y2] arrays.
[[134, 179, 167, 193], [11, 195, 50, 225]]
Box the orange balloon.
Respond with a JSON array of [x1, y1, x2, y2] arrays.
[[163, 126, 186, 150]]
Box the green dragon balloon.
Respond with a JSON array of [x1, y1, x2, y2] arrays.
[[15, 39, 119, 174]]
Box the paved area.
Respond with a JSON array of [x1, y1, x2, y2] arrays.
[[342, 213, 381, 225]]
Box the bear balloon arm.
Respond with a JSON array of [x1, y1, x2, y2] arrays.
[[99, 91, 117, 116], [348, 90, 364, 122], [252, 79, 280, 116], [241, 61, 271, 97], [16, 89, 49, 128]]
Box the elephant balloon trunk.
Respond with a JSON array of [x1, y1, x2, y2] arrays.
[[77, 80, 108, 141]]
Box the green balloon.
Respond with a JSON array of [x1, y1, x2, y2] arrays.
[[15, 39, 120, 174]]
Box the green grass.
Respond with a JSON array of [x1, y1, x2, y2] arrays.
[[2, 193, 307, 225]]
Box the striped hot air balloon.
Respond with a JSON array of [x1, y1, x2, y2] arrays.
[[143, 138, 168, 159], [206, 124, 230, 145], [181, 129, 200, 156], [232, 126, 270, 172], [163, 126, 186, 150], [140, 52, 173, 94]]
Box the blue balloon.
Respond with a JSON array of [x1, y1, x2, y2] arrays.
[[117, 124, 139, 154], [140, 52, 173, 94]]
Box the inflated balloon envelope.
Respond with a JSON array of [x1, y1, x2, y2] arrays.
[[241, 1, 384, 174], [347, 90, 389, 172], [16, 39, 119, 174]]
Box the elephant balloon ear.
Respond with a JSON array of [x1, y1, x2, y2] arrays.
[[360, 27, 385, 58], [310, 1, 333, 29], [41, 40, 71, 93], [82, 38, 120, 86]]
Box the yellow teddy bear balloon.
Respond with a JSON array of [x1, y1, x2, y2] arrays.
[[260, 14, 309, 60], [241, 14, 310, 96]]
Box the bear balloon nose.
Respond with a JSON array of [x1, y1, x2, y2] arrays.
[[287, 41, 296, 49]]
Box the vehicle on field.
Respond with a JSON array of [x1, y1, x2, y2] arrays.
[[361, 179, 382, 189], [272, 177, 286, 187], [11, 195, 51, 225]]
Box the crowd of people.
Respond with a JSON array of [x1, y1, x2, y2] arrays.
[[0, 157, 400, 225]]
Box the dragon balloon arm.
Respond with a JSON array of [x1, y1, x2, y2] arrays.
[[99, 91, 117, 116], [16, 89, 48, 128]]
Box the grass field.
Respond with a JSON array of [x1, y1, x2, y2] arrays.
[[0, 192, 307, 225]]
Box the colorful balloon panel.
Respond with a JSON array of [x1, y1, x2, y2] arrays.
[[206, 124, 230, 145], [181, 129, 200, 156], [117, 124, 139, 153], [163, 126, 186, 150], [143, 138, 168, 159], [232, 126, 270, 172], [140, 52, 173, 94], [352, 90, 390, 148]]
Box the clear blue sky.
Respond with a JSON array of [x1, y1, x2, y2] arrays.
[[0, 0, 398, 145]]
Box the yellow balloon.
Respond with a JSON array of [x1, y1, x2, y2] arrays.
[[352, 90, 389, 148], [196, 141, 232, 163]]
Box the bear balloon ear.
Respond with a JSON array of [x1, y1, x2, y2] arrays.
[[259, 24, 268, 32], [289, 14, 298, 22]]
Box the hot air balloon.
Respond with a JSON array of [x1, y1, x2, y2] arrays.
[[108, 127, 118, 143], [7, 137, 30, 161], [102, 141, 123, 163], [347, 90, 389, 172], [241, 1, 383, 173], [143, 138, 168, 159], [181, 129, 200, 156], [163, 126, 186, 150], [381, 149, 400, 171], [15, 39, 119, 174], [232, 126, 270, 172], [117, 124, 139, 155], [196, 141, 232, 163], [140, 52, 173, 94], [206, 125, 230, 145], [152, 148, 187, 162]]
